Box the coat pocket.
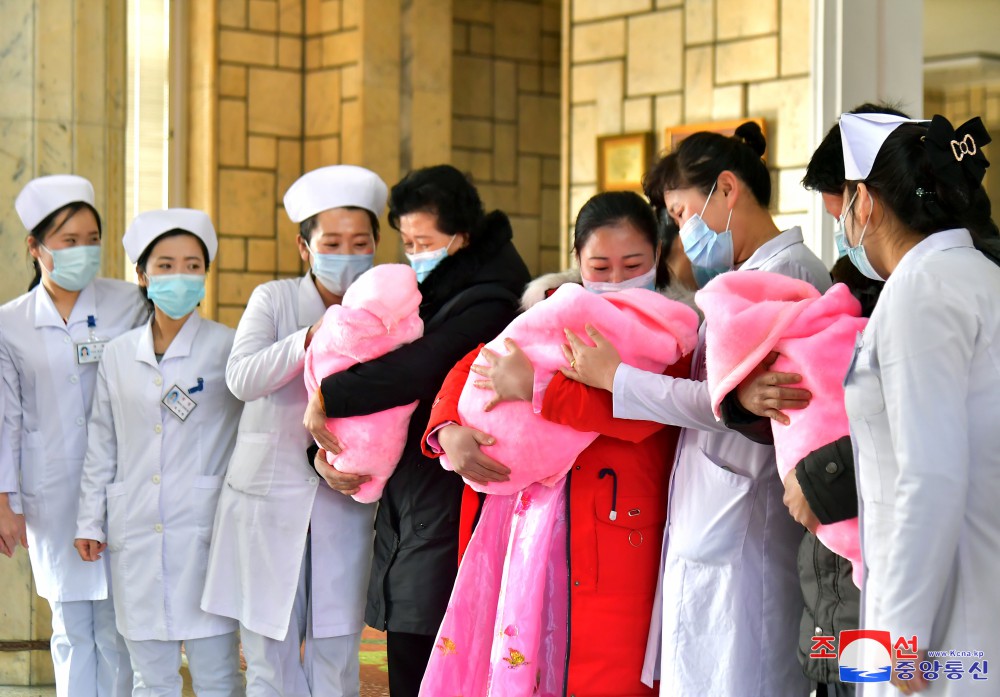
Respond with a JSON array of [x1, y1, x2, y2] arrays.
[[594, 494, 666, 595], [225, 431, 280, 496], [19, 431, 45, 497], [106, 481, 128, 552], [668, 448, 756, 565], [194, 474, 225, 536]]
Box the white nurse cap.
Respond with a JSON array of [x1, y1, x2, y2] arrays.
[[283, 165, 388, 223], [123, 208, 218, 264], [15, 175, 96, 231], [840, 112, 927, 181]]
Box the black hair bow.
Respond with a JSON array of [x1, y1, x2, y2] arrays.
[[925, 115, 991, 190]]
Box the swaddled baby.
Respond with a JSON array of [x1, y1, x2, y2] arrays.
[[443, 282, 700, 495], [304, 264, 423, 503], [697, 270, 866, 587]]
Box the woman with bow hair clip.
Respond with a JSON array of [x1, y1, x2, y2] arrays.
[[834, 112, 1000, 695]]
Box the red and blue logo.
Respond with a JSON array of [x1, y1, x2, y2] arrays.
[[838, 629, 893, 683]]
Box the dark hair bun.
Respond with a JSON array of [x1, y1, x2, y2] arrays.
[[734, 121, 766, 158]]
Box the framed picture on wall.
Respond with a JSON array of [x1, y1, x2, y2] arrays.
[[597, 132, 654, 192], [664, 117, 767, 156]]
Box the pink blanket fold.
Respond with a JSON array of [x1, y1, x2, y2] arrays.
[[444, 283, 700, 496], [303, 264, 423, 503], [696, 271, 866, 587]]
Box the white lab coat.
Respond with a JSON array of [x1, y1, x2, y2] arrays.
[[76, 312, 242, 641], [201, 275, 375, 641], [845, 229, 1000, 697], [0, 279, 147, 601], [616, 229, 830, 696]]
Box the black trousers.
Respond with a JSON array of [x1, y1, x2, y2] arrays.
[[817, 681, 856, 697], [386, 631, 436, 697]]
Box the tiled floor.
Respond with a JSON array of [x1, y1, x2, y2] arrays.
[[0, 628, 390, 697]]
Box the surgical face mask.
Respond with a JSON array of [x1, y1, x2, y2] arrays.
[[833, 217, 849, 259], [310, 248, 374, 296], [406, 235, 455, 283], [582, 265, 657, 294], [678, 181, 734, 287], [146, 274, 206, 319], [840, 191, 884, 282], [40, 244, 102, 292]]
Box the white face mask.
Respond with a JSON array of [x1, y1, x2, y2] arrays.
[[406, 235, 456, 283], [581, 265, 657, 294]]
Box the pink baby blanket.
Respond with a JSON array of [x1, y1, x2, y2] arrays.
[[304, 264, 423, 503], [696, 271, 866, 587], [443, 283, 700, 496]]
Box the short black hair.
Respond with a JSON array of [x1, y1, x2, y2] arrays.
[[643, 121, 770, 211], [299, 206, 380, 244], [802, 103, 909, 194], [387, 165, 485, 238]]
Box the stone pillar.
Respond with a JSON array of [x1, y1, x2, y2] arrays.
[[0, 1, 128, 685]]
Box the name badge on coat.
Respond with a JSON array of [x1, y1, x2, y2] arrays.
[[76, 340, 108, 364], [162, 384, 198, 421]]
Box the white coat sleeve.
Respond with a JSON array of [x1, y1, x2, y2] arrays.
[[611, 363, 731, 433], [226, 284, 310, 402], [0, 332, 23, 514], [876, 274, 973, 646], [76, 359, 118, 543]]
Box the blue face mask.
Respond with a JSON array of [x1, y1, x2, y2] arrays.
[[678, 181, 734, 287], [41, 244, 102, 292], [146, 274, 206, 319], [311, 250, 373, 296], [833, 218, 849, 259], [841, 191, 884, 282], [582, 265, 658, 294], [406, 236, 455, 284]]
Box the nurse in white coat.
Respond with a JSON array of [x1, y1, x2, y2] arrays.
[[563, 123, 828, 696], [837, 113, 1000, 695], [201, 165, 385, 697], [75, 209, 243, 697], [0, 175, 142, 697]]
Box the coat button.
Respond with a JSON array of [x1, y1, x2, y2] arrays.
[[573, 580, 580, 586], [76, 417, 85, 426], [825, 462, 838, 474], [815, 625, 823, 634], [154, 523, 163, 533], [63, 337, 70, 344], [154, 424, 162, 434], [152, 475, 161, 484], [154, 376, 163, 386], [69, 375, 79, 384], [308, 477, 318, 485]]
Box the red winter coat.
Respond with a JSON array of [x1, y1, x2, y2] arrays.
[[422, 346, 689, 696]]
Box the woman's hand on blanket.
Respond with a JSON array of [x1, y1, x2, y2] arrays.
[[303, 388, 343, 455], [438, 424, 511, 485], [471, 339, 534, 411], [0, 495, 27, 557], [304, 317, 323, 349], [736, 351, 811, 425], [314, 449, 370, 496], [892, 651, 930, 693], [782, 470, 819, 533], [560, 324, 620, 392], [74, 538, 106, 562]]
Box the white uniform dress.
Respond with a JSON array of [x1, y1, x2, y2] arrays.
[[612, 228, 831, 696], [0, 278, 145, 697], [201, 275, 376, 697], [845, 229, 1000, 696], [76, 312, 243, 697]]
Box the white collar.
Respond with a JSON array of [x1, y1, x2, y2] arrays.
[[889, 228, 974, 279], [135, 312, 204, 368], [740, 227, 805, 271]]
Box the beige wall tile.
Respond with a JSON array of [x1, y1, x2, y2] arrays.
[[572, 19, 625, 63], [746, 76, 810, 168], [219, 99, 248, 166], [305, 69, 341, 136], [518, 95, 561, 156], [570, 104, 597, 183], [218, 237, 248, 270], [303, 136, 341, 171], [0, 4, 32, 120], [453, 117, 493, 149], [247, 239, 278, 271], [715, 35, 778, 85], [509, 215, 540, 273], [341, 0, 360, 28], [35, 0, 73, 121], [277, 209, 306, 272], [519, 63, 542, 93], [542, 2, 560, 32], [494, 61, 517, 121], [495, 0, 542, 60], [539, 246, 563, 273], [684, 45, 714, 122], [469, 24, 494, 55], [777, 167, 810, 213], [305, 0, 321, 34], [623, 96, 653, 132], [74, 0, 108, 124], [452, 148, 493, 182], [321, 0, 342, 32], [278, 36, 303, 69], [250, 0, 278, 31], [542, 157, 560, 186], [36, 120, 73, 174], [341, 64, 360, 98], [277, 138, 303, 196], [540, 186, 561, 246], [248, 68, 302, 136], [518, 156, 542, 215], [322, 29, 360, 66], [685, 0, 714, 44], [571, 60, 621, 104], [0, 649, 29, 685], [220, 65, 248, 97], [220, 0, 249, 29], [454, 55, 495, 117], [494, 124, 517, 182], [716, 0, 778, 40], [305, 37, 322, 68], [220, 30, 278, 66], [219, 169, 276, 236], [454, 0, 492, 23], [595, 61, 624, 135], [279, 0, 304, 33], [249, 135, 278, 168], [478, 183, 518, 214], [712, 84, 744, 120], [542, 34, 560, 64], [542, 66, 560, 95], [218, 306, 247, 327], [453, 22, 469, 53], [626, 10, 682, 96], [340, 100, 361, 163], [654, 93, 683, 145], [569, 183, 596, 222], [573, 0, 652, 23], [218, 270, 276, 305], [780, 0, 810, 77]]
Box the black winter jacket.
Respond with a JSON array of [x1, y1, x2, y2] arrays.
[[318, 212, 531, 634]]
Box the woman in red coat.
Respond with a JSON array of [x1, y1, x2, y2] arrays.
[[421, 192, 694, 696]]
